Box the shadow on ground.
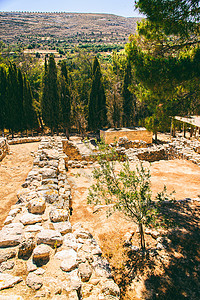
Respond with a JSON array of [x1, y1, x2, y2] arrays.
[[115, 201, 200, 300], [144, 201, 200, 300]]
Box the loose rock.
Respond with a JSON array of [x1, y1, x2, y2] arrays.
[[33, 244, 51, 262], [28, 197, 46, 214], [26, 273, 43, 290], [0, 273, 22, 290], [78, 262, 93, 282]]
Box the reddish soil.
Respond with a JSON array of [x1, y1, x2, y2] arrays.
[[0, 142, 40, 229], [68, 159, 200, 300]]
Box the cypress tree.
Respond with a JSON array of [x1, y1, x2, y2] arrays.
[[59, 61, 71, 138], [88, 57, 107, 131], [122, 61, 136, 127], [23, 75, 38, 134], [41, 54, 59, 134], [7, 63, 19, 137], [60, 60, 69, 84], [17, 68, 25, 133], [41, 57, 49, 129], [0, 66, 7, 135]]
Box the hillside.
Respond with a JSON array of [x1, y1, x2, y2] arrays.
[[0, 12, 142, 50]]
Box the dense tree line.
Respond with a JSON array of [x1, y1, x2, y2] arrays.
[[0, 62, 38, 137], [39, 53, 137, 135]]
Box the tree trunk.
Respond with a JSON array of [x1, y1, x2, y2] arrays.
[[65, 127, 69, 139], [38, 114, 44, 134], [139, 223, 145, 251], [154, 131, 157, 142], [183, 125, 186, 138]]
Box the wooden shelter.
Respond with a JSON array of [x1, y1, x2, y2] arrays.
[[172, 115, 200, 138]]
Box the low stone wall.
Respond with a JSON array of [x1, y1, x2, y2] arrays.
[[119, 144, 168, 162], [116, 137, 148, 149], [113, 137, 200, 165], [100, 127, 153, 144], [64, 137, 200, 167], [165, 137, 200, 166], [63, 139, 96, 168], [0, 137, 120, 300], [0, 138, 9, 161], [8, 137, 41, 145]]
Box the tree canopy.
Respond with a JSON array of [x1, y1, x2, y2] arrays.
[[135, 0, 200, 37]]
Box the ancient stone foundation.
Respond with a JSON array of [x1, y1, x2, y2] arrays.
[[0, 137, 120, 300], [63, 136, 200, 166]]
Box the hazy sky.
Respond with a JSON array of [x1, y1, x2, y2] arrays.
[[0, 0, 144, 18]]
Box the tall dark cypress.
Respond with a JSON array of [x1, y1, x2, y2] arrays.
[[41, 57, 49, 129], [59, 61, 71, 138], [122, 61, 136, 127], [41, 55, 59, 133], [0, 66, 7, 135], [60, 60, 69, 84], [17, 68, 25, 133], [7, 63, 19, 136], [23, 75, 38, 132], [88, 57, 107, 131]]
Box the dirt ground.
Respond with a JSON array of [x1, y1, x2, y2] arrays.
[[69, 159, 200, 232], [0, 142, 40, 229], [68, 159, 200, 300]]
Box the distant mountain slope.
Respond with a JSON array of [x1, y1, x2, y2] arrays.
[[0, 12, 142, 46]]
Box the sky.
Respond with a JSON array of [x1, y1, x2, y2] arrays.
[[0, 0, 144, 18]]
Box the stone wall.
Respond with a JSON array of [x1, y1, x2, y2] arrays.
[[100, 127, 153, 144], [63, 137, 200, 166], [165, 137, 200, 166], [0, 138, 9, 161], [0, 137, 120, 300], [0, 137, 41, 162], [123, 137, 200, 165], [8, 137, 41, 145]]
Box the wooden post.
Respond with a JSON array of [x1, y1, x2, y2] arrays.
[[194, 127, 196, 138], [183, 123, 186, 138], [170, 118, 173, 137]]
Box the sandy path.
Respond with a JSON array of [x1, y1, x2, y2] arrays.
[[0, 142, 40, 229]]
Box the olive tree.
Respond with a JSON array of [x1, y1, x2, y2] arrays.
[[87, 141, 173, 250]]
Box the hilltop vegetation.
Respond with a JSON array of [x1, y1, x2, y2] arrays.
[[0, 12, 141, 57]]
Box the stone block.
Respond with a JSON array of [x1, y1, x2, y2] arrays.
[[49, 208, 69, 223], [28, 197, 46, 214], [20, 213, 42, 225], [37, 229, 63, 247]]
